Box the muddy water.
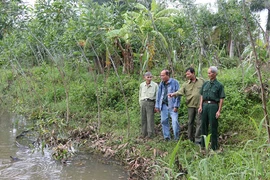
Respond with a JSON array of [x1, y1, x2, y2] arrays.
[[0, 109, 128, 180]]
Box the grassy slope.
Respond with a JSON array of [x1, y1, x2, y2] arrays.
[[0, 64, 269, 179]]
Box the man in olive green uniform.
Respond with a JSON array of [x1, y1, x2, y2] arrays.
[[169, 67, 204, 144], [198, 66, 225, 151], [139, 72, 158, 138]]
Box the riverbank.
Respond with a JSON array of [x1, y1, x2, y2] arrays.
[[0, 109, 128, 179], [1, 64, 270, 179]]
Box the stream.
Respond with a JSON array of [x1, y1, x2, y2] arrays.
[[0, 109, 128, 179]]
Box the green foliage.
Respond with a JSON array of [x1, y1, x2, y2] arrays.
[[249, 116, 265, 137], [0, 1, 270, 179], [202, 134, 211, 153], [219, 57, 239, 68], [216, 67, 257, 133], [0, 60, 270, 180], [169, 137, 181, 169], [0, 0, 28, 39], [169, 140, 270, 179]]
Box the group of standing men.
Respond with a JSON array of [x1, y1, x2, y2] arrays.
[[139, 66, 225, 151]]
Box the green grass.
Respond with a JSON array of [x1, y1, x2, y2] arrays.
[[0, 64, 269, 179]]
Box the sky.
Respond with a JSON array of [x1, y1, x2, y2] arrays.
[[22, 0, 267, 30]]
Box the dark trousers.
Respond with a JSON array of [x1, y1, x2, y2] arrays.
[[201, 103, 219, 150], [140, 100, 155, 137], [187, 107, 201, 143]]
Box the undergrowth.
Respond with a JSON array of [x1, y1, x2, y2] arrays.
[[0, 63, 269, 179]]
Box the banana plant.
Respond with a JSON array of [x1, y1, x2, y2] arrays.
[[106, 0, 182, 75]]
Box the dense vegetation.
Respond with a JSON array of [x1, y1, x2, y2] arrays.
[[0, 0, 269, 179]]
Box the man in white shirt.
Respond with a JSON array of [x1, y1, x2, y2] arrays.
[[139, 72, 158, 138]]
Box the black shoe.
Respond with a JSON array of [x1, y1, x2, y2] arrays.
[[164, 138, 170, 141]]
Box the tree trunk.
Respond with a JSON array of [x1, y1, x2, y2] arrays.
[[198, 44, 204, 77], [116, 39, 133, 74], [229, 39, 234, 58], [266, 9, 270, 56], [94, 56, 104, 74], [243, 0, 270, 143], [126, 43, 134, 74]]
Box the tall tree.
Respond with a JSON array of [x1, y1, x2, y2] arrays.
[[250, 0, 270, 31], [216, 0, 253, 61], [0, 0, 27, 39], [243, 0, 270, 143], [250, 0, 270, 49]]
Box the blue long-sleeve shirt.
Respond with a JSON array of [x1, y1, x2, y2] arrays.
[[155, 78, 181, 110]]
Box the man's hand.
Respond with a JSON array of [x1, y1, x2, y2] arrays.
[[216, 111, 220, 119], [198, 107, 202, 114], [154, 108, 160, 113], [168, 93, 175, 98]]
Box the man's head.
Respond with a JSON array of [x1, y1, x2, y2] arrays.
[[208, 66, 218, 80], [185, 67, 195, 80], [160, 70, 170, 83], [144, 72, 153, 84]]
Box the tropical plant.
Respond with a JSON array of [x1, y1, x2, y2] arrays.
[[106, 0, 182, 75]]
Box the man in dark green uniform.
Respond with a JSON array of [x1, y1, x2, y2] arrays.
[[198, 66, 225, 151]]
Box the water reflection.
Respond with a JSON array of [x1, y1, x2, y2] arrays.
[[0, 109, 128, 180]]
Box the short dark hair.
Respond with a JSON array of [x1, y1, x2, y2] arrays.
[[163, 69, 170, 76], [185, 67, 195, 74]]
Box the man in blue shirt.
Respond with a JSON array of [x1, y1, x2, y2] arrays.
[[155, 70, 180, 141]]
